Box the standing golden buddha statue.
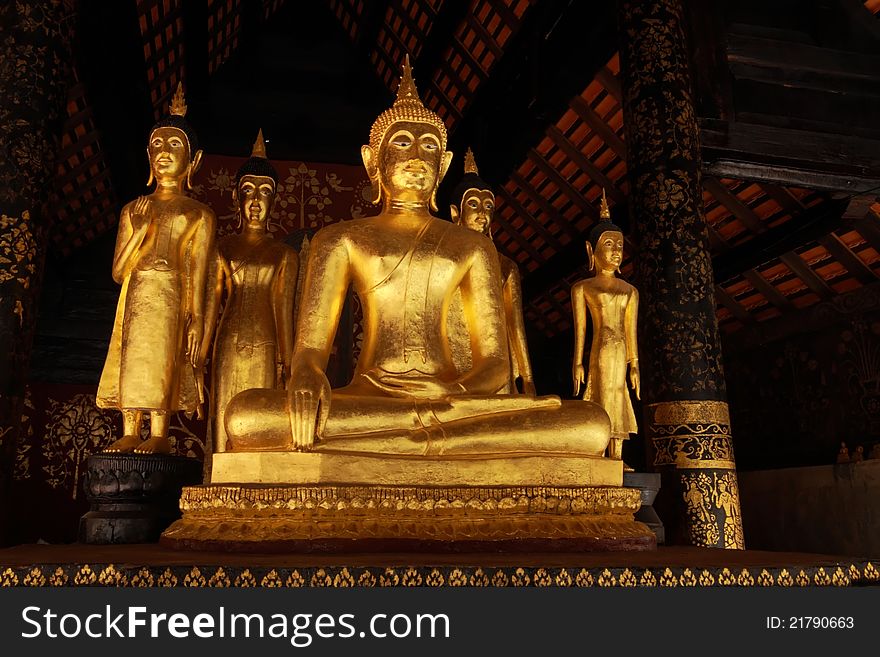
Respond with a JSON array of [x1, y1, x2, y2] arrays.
[[571, 191, 640, 462], [97, 84, 216, 454], [222, 56, 610, 458], [201, 130, 298, 457], [448, 148, 535, 395]]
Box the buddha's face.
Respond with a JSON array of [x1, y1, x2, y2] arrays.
[[458, 188, 495, 235], [147, 127, 190, 180], [378, 121, 444, 202], [237, 175, 275, 229], [593, 230, 624, 271]]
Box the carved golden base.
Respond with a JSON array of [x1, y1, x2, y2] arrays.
[[209, 451, 623, 487], [161, 483, 655, 552]]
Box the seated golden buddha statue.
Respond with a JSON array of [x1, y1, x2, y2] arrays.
[[97, 84, 215, 454], [222, 58, 610, 458], [200, 130, 298, 458], [449, 148, 535, 395]]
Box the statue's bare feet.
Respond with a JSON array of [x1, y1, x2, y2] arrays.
[[134, 435, 172, 455], [104, 435, 142, 453]]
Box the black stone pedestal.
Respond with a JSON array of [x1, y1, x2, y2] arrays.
[[79, 453, 202, 544], [624, 472, 665, 545]]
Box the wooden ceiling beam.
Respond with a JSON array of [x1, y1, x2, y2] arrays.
[[387, 0, 423, 43], [528, 290, 570, 330], [742, 269, 794, 312], [546, 126, 625, 206], [707, 225, 731, 252], [702, 177, 767, 234], [465, 14, 504, 59], [777, 253, 834, 300], [527, 149, 598, 219], [490, 204, 547, 265], [595, 66, 622, 103], [413, 0, 472, 83], [852, 209, 880, 256], [486, 0, 521, 30], [701, 120, 880, 193], [354, 0, 386, 61], [495, 186, 565, 253], [509, 171, 580, 240], [714, 285, 755, 325], [569, 96, 627, 160], [750, 183, 839, 298], [452, 0, 619, 191], [757, 182, 805, 214], [711, 197, 849, 284], [818, 232, 879, 284]]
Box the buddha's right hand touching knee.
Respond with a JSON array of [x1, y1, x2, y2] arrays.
[[287, 362, 331, 451]]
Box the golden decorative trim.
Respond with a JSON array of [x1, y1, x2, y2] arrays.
[[648, 401, 735, 469], [166, 483, 650, 546], [675, 458, 736, 470], [652, 435, 735, 469], [0, 562, 867, 587], [680, 470, 745, 549], [649, 400, 730, 426], [180, 483, 641, 516], [163, 515, 650, 543]]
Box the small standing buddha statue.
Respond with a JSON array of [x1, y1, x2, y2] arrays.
[[201, 130, 298, 457], [571, 191, 640, 462], [448, 148, 535, 395], [97, 84, 216, 454]]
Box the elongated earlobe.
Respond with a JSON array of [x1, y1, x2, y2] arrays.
[[146, 147, 154, 187], [361, 145, 382, 204], [450, 205, 460, 225], [186, 149, 204, 191]]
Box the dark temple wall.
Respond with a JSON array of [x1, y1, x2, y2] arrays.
[[724, 283, 880, 470]]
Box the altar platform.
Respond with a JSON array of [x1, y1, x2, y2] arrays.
[[0, 543, 876, 587]]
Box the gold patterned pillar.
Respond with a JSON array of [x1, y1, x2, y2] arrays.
[[0, 0, 73, 544], [617, 0, 744, 548]]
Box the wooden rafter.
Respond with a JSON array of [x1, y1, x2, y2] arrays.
[[703, 178, 767, 234], [569, 96, 627, 160], [715, 285, 755, 325], [777, 253, 834, 300], [742, 270, 794, 312], [546, 126, 625, 206], [491, 201, 548, 265], [818, 232, 879, 284], [712, 198, 848, 284], [509, 171, 580, 240], [526, 150, 599, 220], [495, 187, 565, 253]]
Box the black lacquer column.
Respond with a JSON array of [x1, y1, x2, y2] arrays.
[[0, 0, 73, 544], [617, 0, 744, 548]]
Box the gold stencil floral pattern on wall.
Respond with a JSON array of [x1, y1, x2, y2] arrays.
[[0, 211, 37, 289], [13, 387, 35, 481], [42, 394, 116, 499]]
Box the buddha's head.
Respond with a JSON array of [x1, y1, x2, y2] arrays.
[[586, 191, 623, 273], [234, 129, 278, 232], [450, 148, 495, 237], [362, 55, 452, 210], [147, 83, 203, 189]]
